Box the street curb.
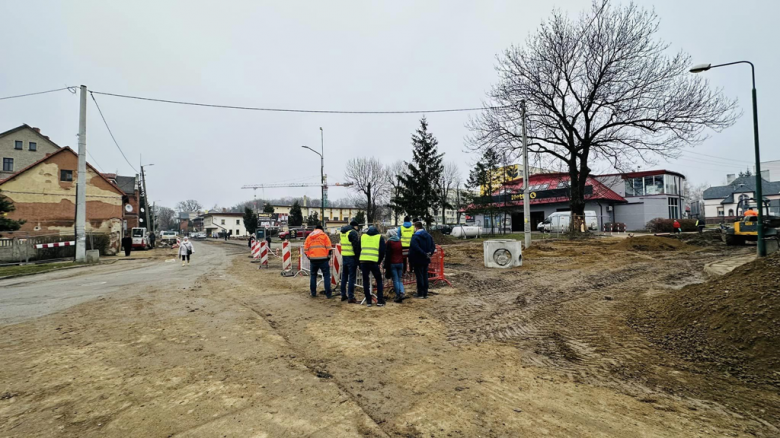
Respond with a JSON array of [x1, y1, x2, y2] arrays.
[[0, 263, 93, 281]]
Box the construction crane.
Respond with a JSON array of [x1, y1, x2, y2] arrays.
[[240, 181, 354, 216]]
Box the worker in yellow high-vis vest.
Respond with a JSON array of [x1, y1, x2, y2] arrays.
[[339, 220, 361, 303], [359, 226, 386, 307], [398, 215, 414, 272]]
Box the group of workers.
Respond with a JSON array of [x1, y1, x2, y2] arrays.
[[303, 215, 435, 307]]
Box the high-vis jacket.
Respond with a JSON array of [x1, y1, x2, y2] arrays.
[[304, 229, 332, 261], [340, 231, 355, 256], [360, 233, 381, 263], [400, 224, 414, 248]]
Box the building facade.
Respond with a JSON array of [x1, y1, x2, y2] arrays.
[[703, 175, 780, 223], [0, 124, 60, 180], [470, 169, 687, 232], [203, 212, 248, 237], [0, 147, 125, 251]]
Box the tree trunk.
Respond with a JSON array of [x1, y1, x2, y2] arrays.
[[366, 183, 373, 224]]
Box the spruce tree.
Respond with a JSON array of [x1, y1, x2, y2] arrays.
[[396, 117, 444, 227], [289, 201, 304, 226], [0, 190, 25, 232], [466, 149, 501, 235], [263, 203, 275, 213], [354, 210, 365, 226], [243, 207, 258, 235]]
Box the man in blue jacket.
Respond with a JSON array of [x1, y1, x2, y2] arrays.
[[408, 221, 435, 299]]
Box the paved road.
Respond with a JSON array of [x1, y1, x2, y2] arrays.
[[0, 241, 236, 325]]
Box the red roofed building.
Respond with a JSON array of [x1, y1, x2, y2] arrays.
[[468, 169, 685, 231]]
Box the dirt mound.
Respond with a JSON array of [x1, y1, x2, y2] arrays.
[[631, 251, 780, 387], [615, 235, 686, 251], [430, 230, 457, 245], [677, 230, 724, 247]]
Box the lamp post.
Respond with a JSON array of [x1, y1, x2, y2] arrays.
[[690, 61, 765, 256], [302, 130, 325, 228]]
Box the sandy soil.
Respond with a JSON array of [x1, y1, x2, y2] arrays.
[[1, 237, 777, 437]]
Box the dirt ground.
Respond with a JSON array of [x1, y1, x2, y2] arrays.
[[1, 236, 778, 437]]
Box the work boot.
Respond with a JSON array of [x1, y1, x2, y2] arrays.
[[376, 302, 385, 307], [393, 295, 403, 303], [341, 296, 348, 302], [348, 298, 357, 304]]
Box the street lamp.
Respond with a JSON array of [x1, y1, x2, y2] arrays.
[[302, 129, 325, 227], [690, 60, 765, 256]]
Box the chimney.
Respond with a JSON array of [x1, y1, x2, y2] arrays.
[[726, 174, 736, 184], [32, 127, 40, 133], [222, 208, 226, 213]]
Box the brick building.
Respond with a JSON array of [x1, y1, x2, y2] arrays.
[[0, 147, 125, 250]]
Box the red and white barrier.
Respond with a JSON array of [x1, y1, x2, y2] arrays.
[[331, 244, 341, 287], [251, 240, 260, 259], [259, 241, 268, 267], [282, 240, 292, 272], [35, 241, 75, 249]]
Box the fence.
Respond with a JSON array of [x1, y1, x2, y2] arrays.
[[0, 232, 115, 264]]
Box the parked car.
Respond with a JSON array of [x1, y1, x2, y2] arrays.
[[278, 228, 313, 240], [159, 231, 178, 243], [538, 211, 598, 233], [192, 232, 206, 239], [431, 224, 453, 235]]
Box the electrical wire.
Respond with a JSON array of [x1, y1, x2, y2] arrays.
[[681, 150, 753, 165], [90, 90, 503, 114], [89, 92, 138, 174], [0, 86, 76, 101], [87, 151, 104, 172]]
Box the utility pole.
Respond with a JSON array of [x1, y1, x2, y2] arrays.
[[521, 100, 531, 250], [320, 127, 325, 228], [75, 85, 88, 262], [141, 166, 152, 237]]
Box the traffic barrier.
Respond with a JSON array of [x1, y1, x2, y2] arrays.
[[331, 244, 341, 288], [259, 241, 268, 268], [281, 240, 293, 275], [251, 240, 260, 259], [35, 241, 75, 249], [427, 245, 451, 287], [296, 246, 310, 276]]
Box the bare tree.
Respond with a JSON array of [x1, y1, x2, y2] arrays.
[[439, 162, 461, 225], [176, 199, 203, 213], [344, 157, 390, 224], [468, 0, 737, 221], [154, 206, 176, 231]]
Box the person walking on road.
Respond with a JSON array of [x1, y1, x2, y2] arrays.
[[409, 221, 434, 299], [148, 232, 156, 249], [360, 226, 386, 307], [398, 215, 414, 272], [121, 234, 132, 257], [179, 236, 194, 266], [385, 229, 405, 303], [304, 224, 333, 298], [673, 219, 681, 234], [339, 220, 361, 303]]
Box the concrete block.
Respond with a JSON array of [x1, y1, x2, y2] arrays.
[[86, 250, 100, 264]]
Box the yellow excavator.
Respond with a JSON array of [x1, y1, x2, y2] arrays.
[[722, 199, 780, 246]]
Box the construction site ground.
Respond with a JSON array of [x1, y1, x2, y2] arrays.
[[1, 236, 778, 437]]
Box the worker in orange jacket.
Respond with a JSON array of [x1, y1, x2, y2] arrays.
[[304, 224, 333, 298]]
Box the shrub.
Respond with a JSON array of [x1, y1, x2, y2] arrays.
[[646, 218, 697, 233]]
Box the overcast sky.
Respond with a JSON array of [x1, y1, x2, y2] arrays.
[[1, 0, 777, 209]]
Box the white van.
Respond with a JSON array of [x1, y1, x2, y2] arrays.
[[539, 211, 598, 233]]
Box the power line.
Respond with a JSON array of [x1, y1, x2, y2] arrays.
[[89, 92, 139, 173], [0, 86, 76, 101], [90, 90, 503, 114], [681, 150, 753, 165], [87, 151, 103, 172]]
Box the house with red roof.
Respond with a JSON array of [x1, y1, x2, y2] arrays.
[[468, 169, 686, 231]]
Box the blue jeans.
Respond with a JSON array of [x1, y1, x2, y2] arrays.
[[310, 259, 331, 297], [340, 256, 357, 300], [413, 263, 429, 297], [360, 262, 384, 304], [390, 263, 405, 296]]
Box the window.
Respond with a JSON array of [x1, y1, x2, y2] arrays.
[[236, 219, 240, 225], [29, 142, 37, 151], [236, 229, 240, 236], [717, 207, 724, 217], [14, 141, 22, 150], [2, 158, 12, 172], [60, 170, 73, 182], [668, 197, 680, 219], [221, 219, 225, 225], [728, 209, 734, 217], [333, 217, 339, 221]]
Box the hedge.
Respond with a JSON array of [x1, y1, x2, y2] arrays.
[[646, 218, 698, 233]]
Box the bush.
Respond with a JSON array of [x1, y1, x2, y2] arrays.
[[646, 218, 697, 233]]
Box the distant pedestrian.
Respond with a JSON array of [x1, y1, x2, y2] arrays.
[[695, 218, 704, 233], [360, 226, 386, 307], [148, 232, 156, 248], [409, 221, 434, 299], [385, 229, 405, 303], [304, 224, 332, 298], [179, 236, 194, 266], [248, 235, 255, 249], [265, 234, 272, 251], [224, 231, 228, 241], [673, 219, 681, 234], [121, 234, 132, 257], [339, 220, 361, 303]]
